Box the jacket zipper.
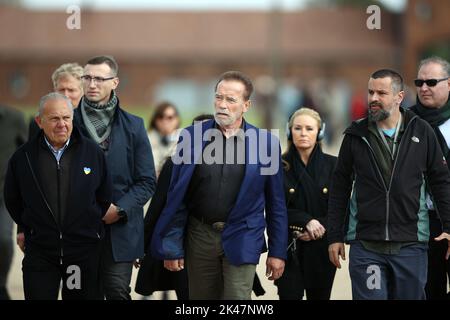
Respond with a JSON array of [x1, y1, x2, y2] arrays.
[[57, 160, 63, 265], [361, 137, 390, 239], [360, 117, 415, 241]]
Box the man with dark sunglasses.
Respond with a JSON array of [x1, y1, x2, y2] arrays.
[[410, 56, 450, 300], [414, 78, 449, 88]]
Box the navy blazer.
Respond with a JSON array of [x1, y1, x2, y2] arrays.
[[74, 100, 156, 261], [151, 119, 288, 265]]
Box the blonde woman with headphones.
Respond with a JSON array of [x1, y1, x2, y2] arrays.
[[275, 107, 337, 300]]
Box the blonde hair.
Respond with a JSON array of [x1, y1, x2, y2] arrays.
[[288, 107, 322, 132], [51, 63, 83, 90], [283, 107, 323, 171]]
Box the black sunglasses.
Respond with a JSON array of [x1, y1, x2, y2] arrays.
[[414, 77, 448, 87]]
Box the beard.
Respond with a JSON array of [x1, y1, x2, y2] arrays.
[[214, 112, 238, 127], [368, 104, 390, 123]]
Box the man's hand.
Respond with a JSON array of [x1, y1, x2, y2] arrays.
[[102, 204, 121, 225], [328, 242, 346, 268], [17, 232, 25, 253], [265, 257, 285, 281], [306, 219, 326, 240], [435, 232, 450, 260], [164, 259, 185, 272]]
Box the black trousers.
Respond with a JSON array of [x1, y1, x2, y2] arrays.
[[99, 229, 133, 300], [279, 287, 332, 301], [426, 214, 450, 300], [22, 244, 102, 300]]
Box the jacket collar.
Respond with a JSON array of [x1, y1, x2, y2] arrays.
[[25, 125, 82, 154], [344, 107, 417, 138]]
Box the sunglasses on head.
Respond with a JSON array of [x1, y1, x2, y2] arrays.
[[414, 77, 448, 87]]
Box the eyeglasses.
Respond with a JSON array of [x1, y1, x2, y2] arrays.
[[81, 75, 115, 84], [414, 77, 448, 87]]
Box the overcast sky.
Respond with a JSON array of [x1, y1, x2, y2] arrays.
[[23, 0, 407, 12]]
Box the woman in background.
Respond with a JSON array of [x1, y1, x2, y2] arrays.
[[147, 101, 180, 176]]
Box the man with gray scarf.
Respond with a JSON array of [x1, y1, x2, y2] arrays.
[[74, 55, 156, 300]]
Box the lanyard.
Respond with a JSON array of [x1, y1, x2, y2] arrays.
[[377, 113, 402, 161]]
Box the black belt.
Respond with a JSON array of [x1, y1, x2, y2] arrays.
[[190, 213, 226, 232]]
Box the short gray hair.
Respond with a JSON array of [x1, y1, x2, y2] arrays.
[[38, 92, 73, 117], [418, 56, 450, 77]]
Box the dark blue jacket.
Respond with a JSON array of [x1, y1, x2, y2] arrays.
[[74, 100, 156, 261], [151, 119, 288, 265]]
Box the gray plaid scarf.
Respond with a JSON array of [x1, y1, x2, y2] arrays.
[[81, 90, 117, 146]]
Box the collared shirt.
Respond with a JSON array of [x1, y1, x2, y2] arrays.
[[367, 117, 405, 188], [185, 121, 246, 223], [426, 118, 450, 210], [44, 136, 70, 163]]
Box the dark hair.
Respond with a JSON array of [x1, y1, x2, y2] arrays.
[[214, 71, 253, 101], [149, 101, 180, 130], [191, 114, 214, 125], [85, 55, 119, 76], [370, 69, 404, 93]]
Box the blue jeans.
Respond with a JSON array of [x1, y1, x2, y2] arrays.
[[349, 241, 428, 300]]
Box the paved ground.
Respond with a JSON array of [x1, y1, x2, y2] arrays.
[[7, 232, 352, 300]]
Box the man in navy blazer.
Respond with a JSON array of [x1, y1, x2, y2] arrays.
[[151, 71, 287, 299], [74, 55, 156, 299]]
